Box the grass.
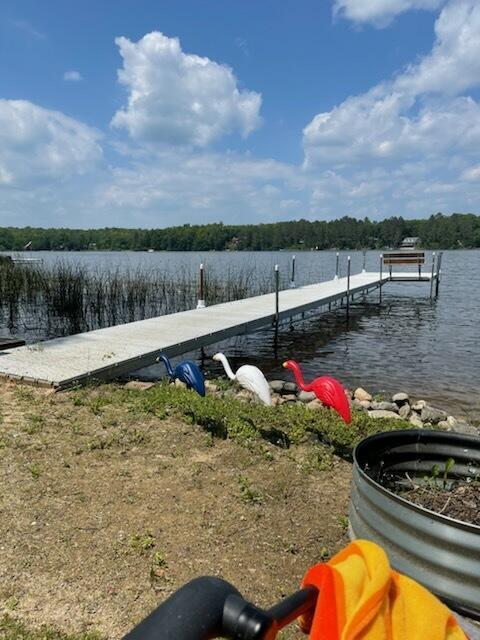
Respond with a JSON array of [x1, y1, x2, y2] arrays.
[[73, 381, 410, 459], [0, 260, 275, 341], [0, 615, 102, 640], [238, 475, 263, 504], [129, 532, 156, 554]]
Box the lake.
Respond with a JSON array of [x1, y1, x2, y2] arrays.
[[1, 249, 479, 420]]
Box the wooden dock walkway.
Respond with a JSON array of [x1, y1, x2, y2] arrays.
[[0, 270, 434, 388]]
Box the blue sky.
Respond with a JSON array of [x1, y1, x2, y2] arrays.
[[1, 0, 479, 228]]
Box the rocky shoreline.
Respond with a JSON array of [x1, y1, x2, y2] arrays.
[[126, 378, 479, 437]]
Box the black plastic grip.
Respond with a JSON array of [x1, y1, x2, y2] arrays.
[[123, 576, 241, 640]]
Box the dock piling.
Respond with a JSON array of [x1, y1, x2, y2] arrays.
[[290, 255, 296, 288], [362, 250, 367, 273], [196, 263, 206, 309], [335, 252, 339, 280], [346, 256, 351, 322], [274, 264, 280, 325], [379, 254, 383, 303], [430, 252, 436, 299], [435, 251, 443, 296]]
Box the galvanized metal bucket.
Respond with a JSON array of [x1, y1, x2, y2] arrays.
[[349, 429, 480, 618]]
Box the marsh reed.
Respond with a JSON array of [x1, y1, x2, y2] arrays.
[[0, 260, 274, 342]]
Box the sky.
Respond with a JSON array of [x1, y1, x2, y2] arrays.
[[1, 0, 480, 229]]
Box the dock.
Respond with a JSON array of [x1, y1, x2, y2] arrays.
[[0, 259, 440, 389]]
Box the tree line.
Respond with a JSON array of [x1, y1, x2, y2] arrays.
[[0, 213, 479, 251]]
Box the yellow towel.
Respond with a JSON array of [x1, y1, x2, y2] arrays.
[[300, 540, 468, 640]]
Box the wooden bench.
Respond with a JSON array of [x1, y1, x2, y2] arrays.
[[383, 251, 425, 277]]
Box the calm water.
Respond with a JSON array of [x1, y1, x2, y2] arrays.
[[2, 249, 479, 419]]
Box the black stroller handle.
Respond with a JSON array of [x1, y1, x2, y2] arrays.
[[123, 576, 318, 640]]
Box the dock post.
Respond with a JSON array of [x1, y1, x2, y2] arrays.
[[334, 252, 339, 279], [435, 251, 443, 297], [362, 249, 367, 273], [346, 256, 351, 322], [430, 252, 436, 299], [290, 255, 296, 288], [379, 254, 383, 303], [274, 264, 280, 325], [196, 263, 206, 309]]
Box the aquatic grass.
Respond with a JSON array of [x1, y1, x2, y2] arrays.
[[0, 261, 274, 342]]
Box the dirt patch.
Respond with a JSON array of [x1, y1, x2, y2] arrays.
[[0, 382, 352, 639], [399, 483, 480, 525]]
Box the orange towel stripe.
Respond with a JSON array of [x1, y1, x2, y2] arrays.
[[300, 540, 467, 640]]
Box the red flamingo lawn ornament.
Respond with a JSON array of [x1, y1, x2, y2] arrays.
[[282, 360, 351, 424]]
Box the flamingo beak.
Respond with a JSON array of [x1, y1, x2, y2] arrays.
[[282, 362, 288, 368]]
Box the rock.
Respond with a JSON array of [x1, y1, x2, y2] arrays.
[[282, 382, 298, 394], [392, 392, 409, 405], [174, 379, 187, 389], [409, 413, 424, 428], [446, 416, 458, 428], [398, 404, 411, 419], [411, 400, 426, 412], [354, 387, 372, 402], [236, 389, 254, 402], [437, 420, 450, 430], [352, 398, 368, 410], [358, 400, 372, 409], [344, 388, 353, 400], [371, 401, 398, 412], [125, 380, 154, 390], [271, 395, 282, 407], [269, 380, 285, 393], [307, 399, 323, 411], [367, 410, 403, 420], [298, 390, 316, 403], [421, 405, 447, 424], [282, 393, 297, 403], [450, 421, 479, 436], [204, 380, 219, 393]]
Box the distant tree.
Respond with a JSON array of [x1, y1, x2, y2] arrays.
[[0, 213, 478, 251]]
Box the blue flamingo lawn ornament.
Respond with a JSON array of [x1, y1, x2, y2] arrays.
[[158, 354, 206, 397]]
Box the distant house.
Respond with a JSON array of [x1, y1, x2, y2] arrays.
[[400, 237, 420, 249], [225, 236, 240, 251]]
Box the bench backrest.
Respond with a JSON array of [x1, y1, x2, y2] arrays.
[[383, 252, 425, 266]]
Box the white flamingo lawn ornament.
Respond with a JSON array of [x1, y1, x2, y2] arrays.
[[212, 352, 272, 406]]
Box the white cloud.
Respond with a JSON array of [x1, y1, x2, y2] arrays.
[[304, 94, 480, 166], [97, 151, 305, 226], [394, 0, 480, 96], [303, 0, 480, 217], [0, 99, 103, 187], [63, 70, 83, 82], [10, 19, 46, 40], [111, 32, 262, 147], [306, 0, 480, 166], [461, 165, 480, 181], [333, 0, 444, 27]]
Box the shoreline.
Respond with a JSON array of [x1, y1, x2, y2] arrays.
[[153, 376, 479, 437]]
